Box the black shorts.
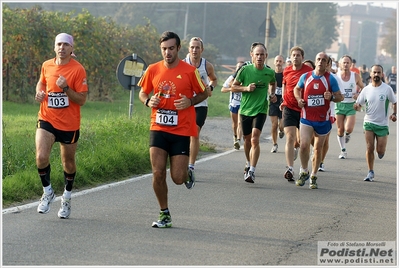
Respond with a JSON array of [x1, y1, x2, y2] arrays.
[[268, 95, 283, 118], [195, 106, 208, 128], [150, 130, 190, 156], [37, 120, 80, 144], [240, 113, 267, 136], [282, 106, 300, 128]]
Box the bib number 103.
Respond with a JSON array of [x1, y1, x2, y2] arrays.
[[48, 93, 69, 108], [156, 109, 178, 126]]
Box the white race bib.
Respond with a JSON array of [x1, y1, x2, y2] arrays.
[[307, 94, 325, 107], [155, 109, 178, 126], [47, 92, 69, 108], [276, 87, 282, 95], [343, 88, 354, 100]]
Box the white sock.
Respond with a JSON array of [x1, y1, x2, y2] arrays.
[[44, 185, 53, 195], [337, 135, 345, 150], [63, 190, 72, 199]]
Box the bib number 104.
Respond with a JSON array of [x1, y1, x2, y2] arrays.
[[156, 109, 178, 126]]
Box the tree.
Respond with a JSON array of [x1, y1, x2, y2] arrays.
[[269, 3, 339, 60], [381, 10, 397, 60], [2, 5, 161, 103]]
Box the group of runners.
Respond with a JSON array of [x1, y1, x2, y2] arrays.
[[33, 31, 396, 228]]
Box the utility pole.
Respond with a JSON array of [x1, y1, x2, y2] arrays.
[[287, 3, 293, 56], [279, 2, 285, 56], [264, 3, 270, 48], [279, 3, 285, 56], [184, 4, 189, 40], [294, 2, 298, 46], [202, 3, 207, 41]]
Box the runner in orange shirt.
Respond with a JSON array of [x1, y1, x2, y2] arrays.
[[35, 33, 88, 219], [138, 31, 208, 228]]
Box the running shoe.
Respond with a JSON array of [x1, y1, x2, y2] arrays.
[[245, 171, 255, 183], [296, 171, 310, 187], [345, 134, 351, 143], [244, 166, 249, 179], [234, 139, 240, 150], [271, 144, 278, 153], [279, 130, 285, 139], [37, 191, 56, 214], [58, 196, 71, 219], [318, 162, 325, 172], [378, 153, 384, 159], [152, 211, 172, 228], [284, 167, 295, 182], [184, 168, 195, 189], [364, 171, 375, 182], [309, 175, 318, 189], [338, 150, 347, 159], [294, 147, 299, 161]]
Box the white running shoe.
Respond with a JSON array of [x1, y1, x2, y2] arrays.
[[234, 140, 240, 150], [364, 171, 375, 182], [58, 196, 71, 219], [339, 151, 347, 159], [318, 162, 325, 172], [294, 147, 299, 161], [345, 134, 351, 143], [37, 192, 56, 214], [271, 144, 278, 153]]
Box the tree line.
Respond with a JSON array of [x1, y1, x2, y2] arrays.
[[2, 5, 162, 103], [2, 5, 219, 103]]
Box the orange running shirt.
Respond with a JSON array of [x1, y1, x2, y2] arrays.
[[350, 67, 360, 74], [138, 60, 206, 137], [38, 58, 88, 131]]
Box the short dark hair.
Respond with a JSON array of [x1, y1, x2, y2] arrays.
[[370, 64, 384, 73], [159, 31, 181, 47], [340, 54, 353, 63], [250, 42, 267, 52], [303, 59, 315, 69]]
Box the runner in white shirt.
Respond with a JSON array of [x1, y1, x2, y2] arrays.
[[354, 65, 397, 182]]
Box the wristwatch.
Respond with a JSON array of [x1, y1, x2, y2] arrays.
[[209, 85, 214, 91], [63, 86, 69, 92]]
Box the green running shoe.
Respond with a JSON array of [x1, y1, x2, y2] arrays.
[[309, 175, 318, 189], [296, 171, 309, 187], [152, 211, 172, 228]]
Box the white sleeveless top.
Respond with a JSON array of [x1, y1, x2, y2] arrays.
[[183, 56, 209, 107], [337, 71, 357, 103]]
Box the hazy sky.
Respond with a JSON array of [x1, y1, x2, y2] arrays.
[[336, 1, 397, 9]]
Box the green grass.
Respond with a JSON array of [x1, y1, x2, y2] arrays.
[[2, 85, 230, 207]]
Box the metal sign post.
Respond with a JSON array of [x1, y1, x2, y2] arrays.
[[116, 53, 147, 118]]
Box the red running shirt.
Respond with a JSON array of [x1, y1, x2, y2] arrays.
[[282, 64, 314, 112]]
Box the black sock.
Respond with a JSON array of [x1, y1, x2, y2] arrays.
[[64, 171, 76, 191], [161, 208, 169, 214], [38, 164, 51, 187]]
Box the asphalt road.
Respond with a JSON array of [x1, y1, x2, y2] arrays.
[[2, 113, 397, 267]]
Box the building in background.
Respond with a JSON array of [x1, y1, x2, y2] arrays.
[[327, 3, 396, 68]]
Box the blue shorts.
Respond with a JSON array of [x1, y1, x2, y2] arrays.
[[300, 118, 332, 136], [229, 105, 240, 114]]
